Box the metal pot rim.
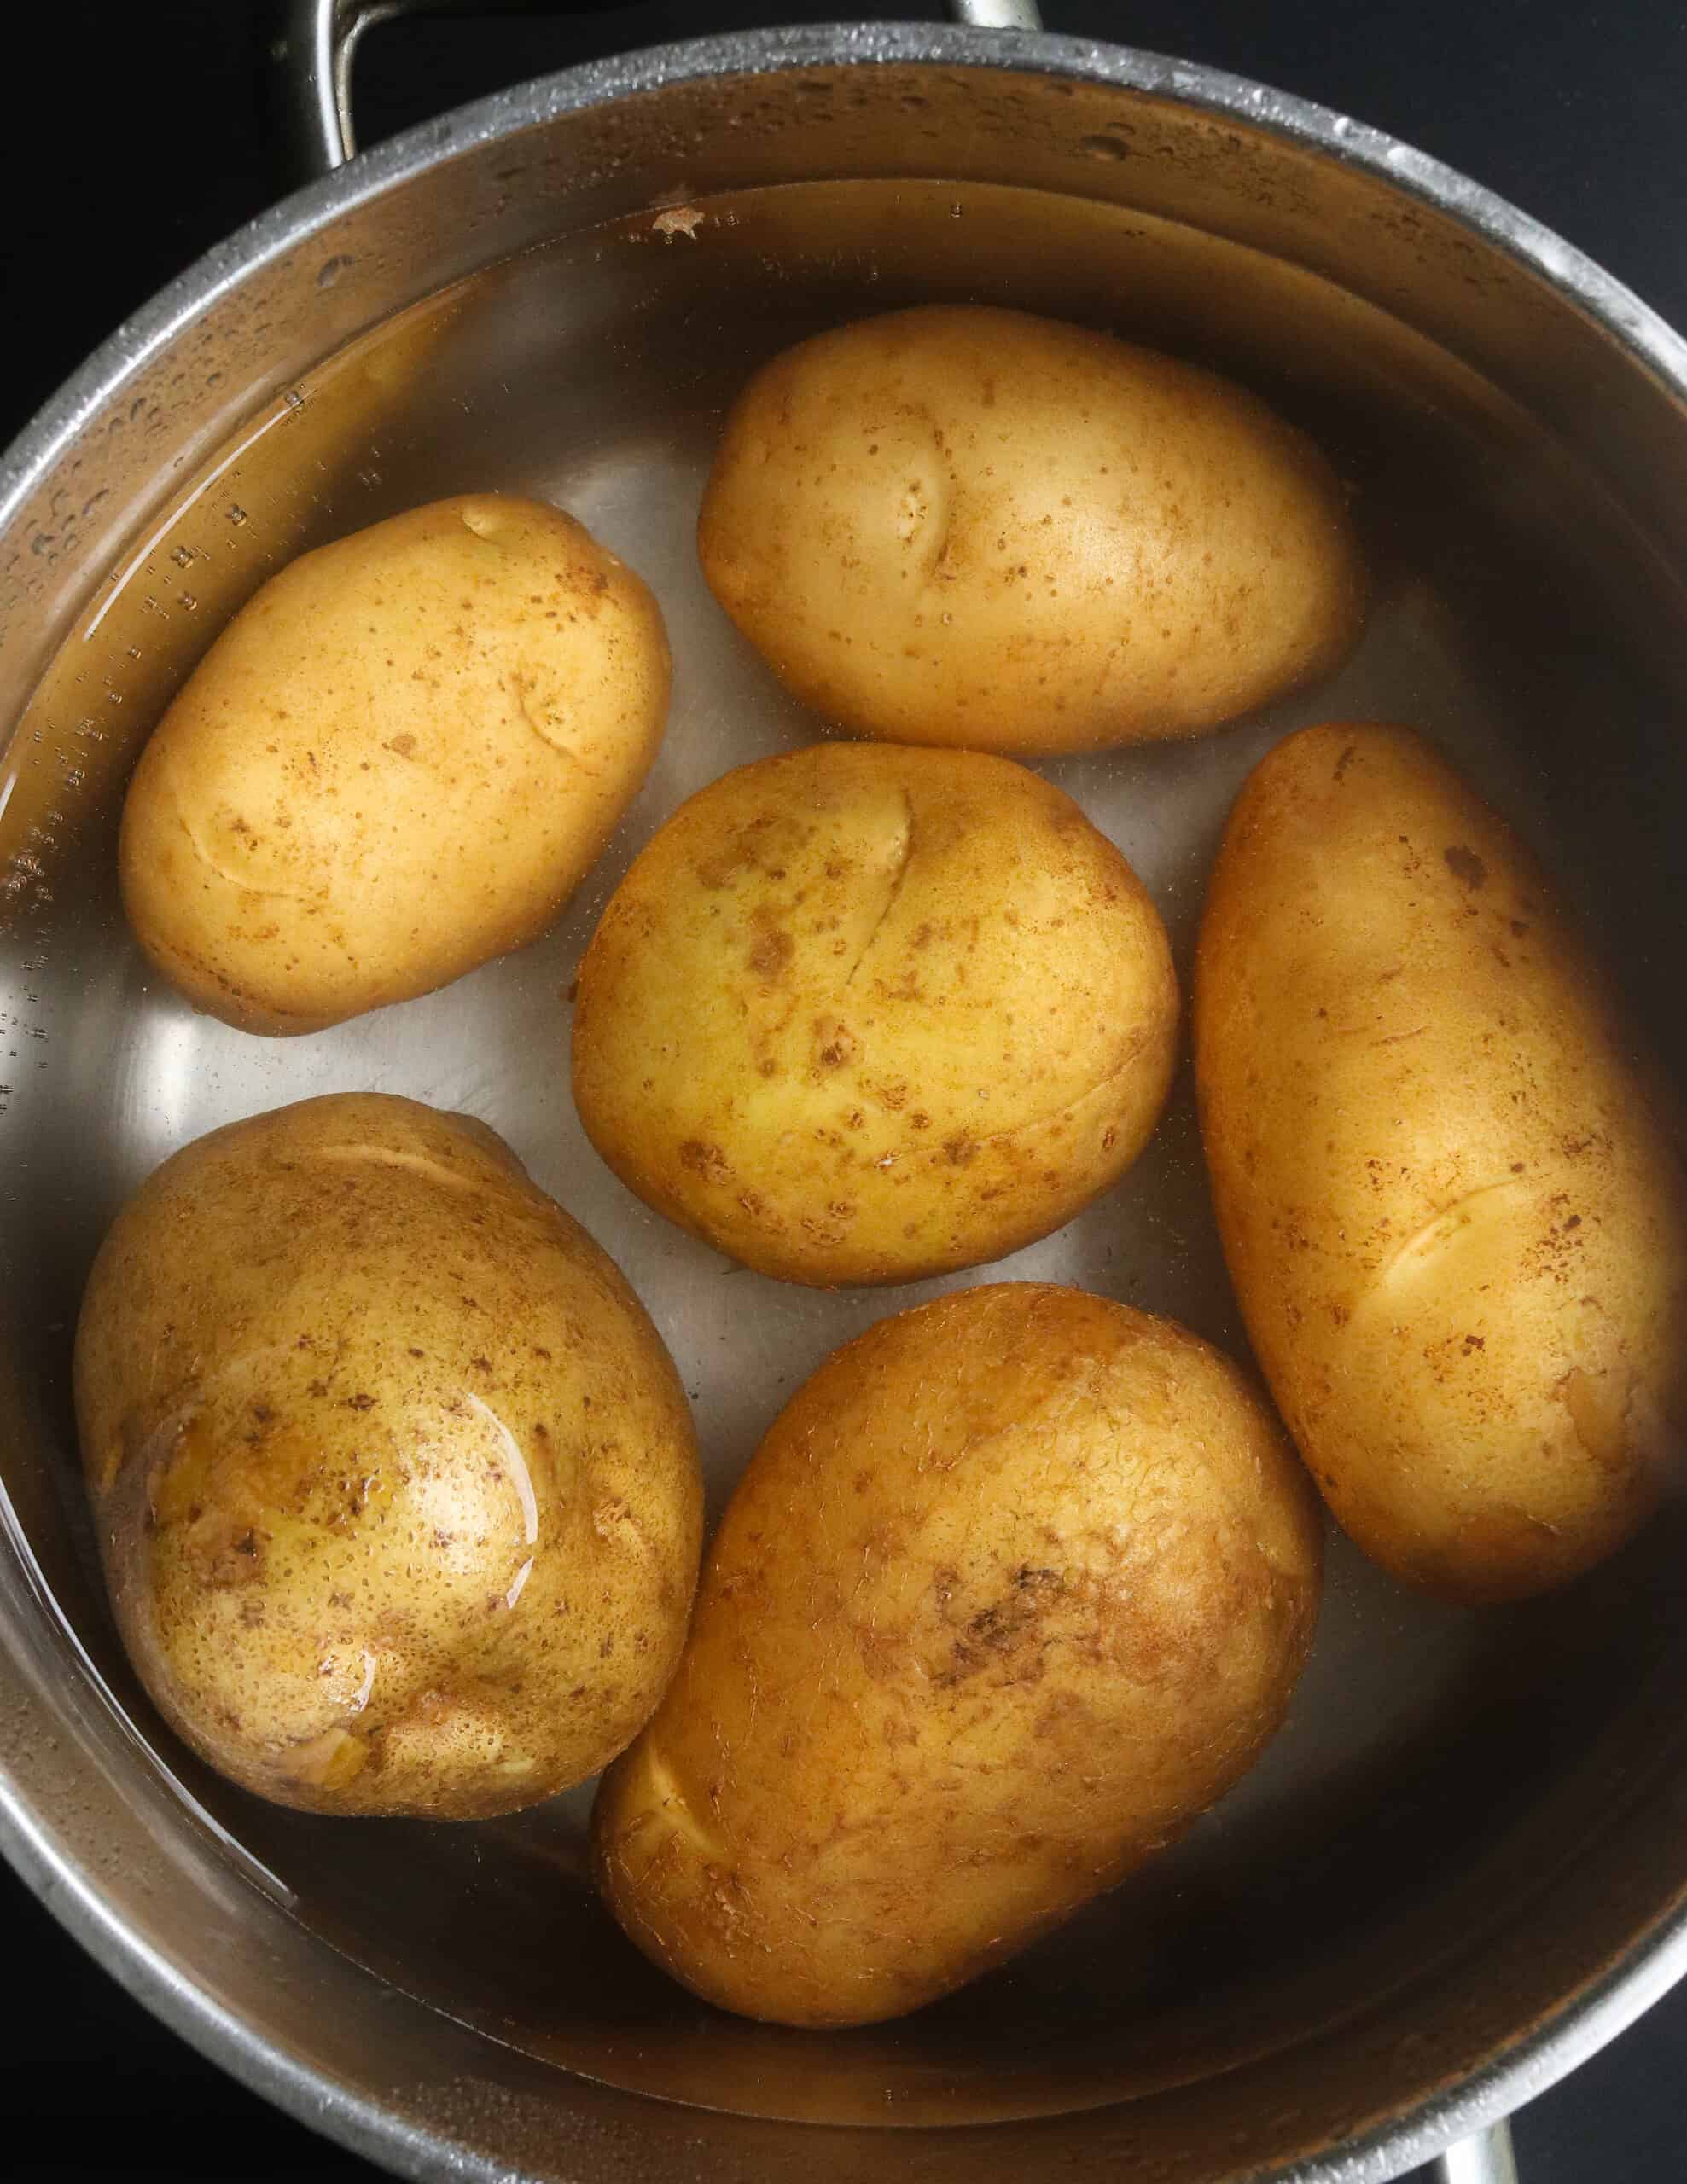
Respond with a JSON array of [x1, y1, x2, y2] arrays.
[[5, 23, 1687, 2181]]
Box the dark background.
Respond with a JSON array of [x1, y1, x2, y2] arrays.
[[5, 3, 1687, 2178]]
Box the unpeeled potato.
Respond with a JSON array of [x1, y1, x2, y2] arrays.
[[698, 305, 1364, 753], [1195, 724, 1687, 1602], [594, 1282, 1322, 2027], [74, 1093, 702, 1818], [571, 741, 1178, 1285], [120, 493, 671, 1034]]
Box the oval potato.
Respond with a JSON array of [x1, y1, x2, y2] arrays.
[[120, 493, 671, 1034], [1195, 723, 1687, 1602], [571, 742, 1178, 1286], [698, 305, 1364, 754], [74, 1092, 702, 1817], [593, 1282, 1322, 2027]]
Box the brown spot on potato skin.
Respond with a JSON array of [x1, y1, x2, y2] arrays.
[[695, 812, 795, 892], [747, 924, 794, 980], [812, 1019, 859, 1071], [1442, 845, 1486, 889], [932, 1565, 1066, 1687]]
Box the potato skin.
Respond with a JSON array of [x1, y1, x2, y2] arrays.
[[73, 1094, 702, 1818], [593, 1283, 1320, 2027], [698, 305, 1363, 754], [1195, 724, 1687, 1603], [571, 743, 1178, 1286], [120, 494, 671, 1034]]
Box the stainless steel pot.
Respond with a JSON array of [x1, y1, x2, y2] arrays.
[[3, 5, 1686, 2181]]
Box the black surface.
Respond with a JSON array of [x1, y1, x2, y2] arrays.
[[5, 3, 1687, 2179]]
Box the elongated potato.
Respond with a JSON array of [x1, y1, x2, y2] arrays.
[[74, 1093, 702, 1818], [1195, 724, 1687, 1603], [698, 305, 1364, 753], [593, 1284, 1321, 2027], [121, 494, 671, 1034], [572, 742, 1178, 1286]]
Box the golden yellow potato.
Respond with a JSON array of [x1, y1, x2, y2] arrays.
[[1195, 724, 1687, 1604], [120, 493, 671, 1035], [594, 1282, 1321, 2027], [698, 305, 1363, 754], [74, 1093, 702, 1818], [572, 743, 1178, 1286]]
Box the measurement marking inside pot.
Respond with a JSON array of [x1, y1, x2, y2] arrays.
[[81, 400, 297, 642]]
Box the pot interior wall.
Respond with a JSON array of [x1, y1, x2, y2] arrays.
[[3, 47, 1687, 2174]]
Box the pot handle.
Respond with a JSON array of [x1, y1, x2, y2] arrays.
[[1422, 2118, 1521, 2184], [268, 0, 1046, 178], [949, 1, 1045, 25]]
